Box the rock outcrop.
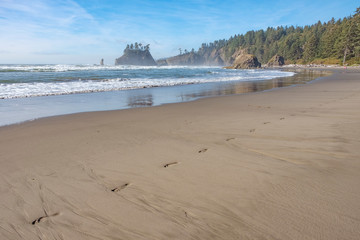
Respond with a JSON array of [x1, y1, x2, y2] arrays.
[[267, 55, 285, 67], [115, 49, 157, 66], [226, 53, 261, 69]]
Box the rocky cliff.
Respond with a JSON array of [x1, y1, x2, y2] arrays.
[[200, 48, 226, 65], [158, 49, 228, 66], [115, 49, 157, 66], [161, 52, 203, 66]]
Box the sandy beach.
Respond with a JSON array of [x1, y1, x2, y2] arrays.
[[0, 68, 360, 239]]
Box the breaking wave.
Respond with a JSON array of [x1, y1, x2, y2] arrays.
[[0, 65, 295, 99]]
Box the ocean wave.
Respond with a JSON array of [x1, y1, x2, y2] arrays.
[[0, 69, 295, 99], [0, 64, 220, 73]]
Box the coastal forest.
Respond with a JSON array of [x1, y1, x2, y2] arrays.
[[195, 7, 360, 65]]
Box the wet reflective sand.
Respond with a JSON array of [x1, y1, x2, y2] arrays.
[[127, 69, 331, 107]]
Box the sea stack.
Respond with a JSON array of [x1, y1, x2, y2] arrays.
[[100, 58, 104, 66], [226, 52, 261, 69], [115, 44, 157, 66], [267, 55, 285, 67]]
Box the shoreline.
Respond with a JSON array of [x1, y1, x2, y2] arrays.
[[0, 68, 330, 127], [0, 68, 359, 239]]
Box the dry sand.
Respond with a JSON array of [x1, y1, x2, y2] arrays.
[[0, 69, 360, 239]]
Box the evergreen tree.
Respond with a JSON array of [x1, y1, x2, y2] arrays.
[[303, 34, 318, 62], [190, 7, 360, 65], [345, 9, 360, 62]]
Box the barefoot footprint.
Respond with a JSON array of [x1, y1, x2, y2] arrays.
[[111, 183, 130, 192], [32, 213, 59, 225], [198, 148, 208, 153], [226, 138, 235, 141], [163, 162, 179, 168]]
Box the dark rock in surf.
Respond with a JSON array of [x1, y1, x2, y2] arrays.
[[226, 53, 261, 69], [267, 55, 285, 67]]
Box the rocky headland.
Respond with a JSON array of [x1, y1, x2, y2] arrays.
[[160, 52, 203, 66], [158, 48, 263, 69], [157, 50, 226, 66]]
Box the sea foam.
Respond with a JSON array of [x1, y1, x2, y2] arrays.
[[0, 65, 294, 99]]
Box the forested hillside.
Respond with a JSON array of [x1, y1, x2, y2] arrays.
[[197, 7, 360, 65]]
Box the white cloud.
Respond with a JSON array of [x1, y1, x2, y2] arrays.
[[0, 0, 104, 63], [0, 0, 236, 63]]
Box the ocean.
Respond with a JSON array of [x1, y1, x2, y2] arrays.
[[0, 64, 325, 126]]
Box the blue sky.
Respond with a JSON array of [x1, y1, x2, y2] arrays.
[[0, 0, 358, 64]]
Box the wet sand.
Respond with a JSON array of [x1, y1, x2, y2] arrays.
[[0, 69, 359, 239]]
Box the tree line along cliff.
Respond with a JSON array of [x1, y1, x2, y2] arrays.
[[161, 7, 360, 66], [115, 7, 359, 67]]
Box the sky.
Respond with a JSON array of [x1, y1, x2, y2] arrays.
[[0, 0, 358, 64]]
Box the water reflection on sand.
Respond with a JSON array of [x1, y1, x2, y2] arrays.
[[127, 69, 331, 107]]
